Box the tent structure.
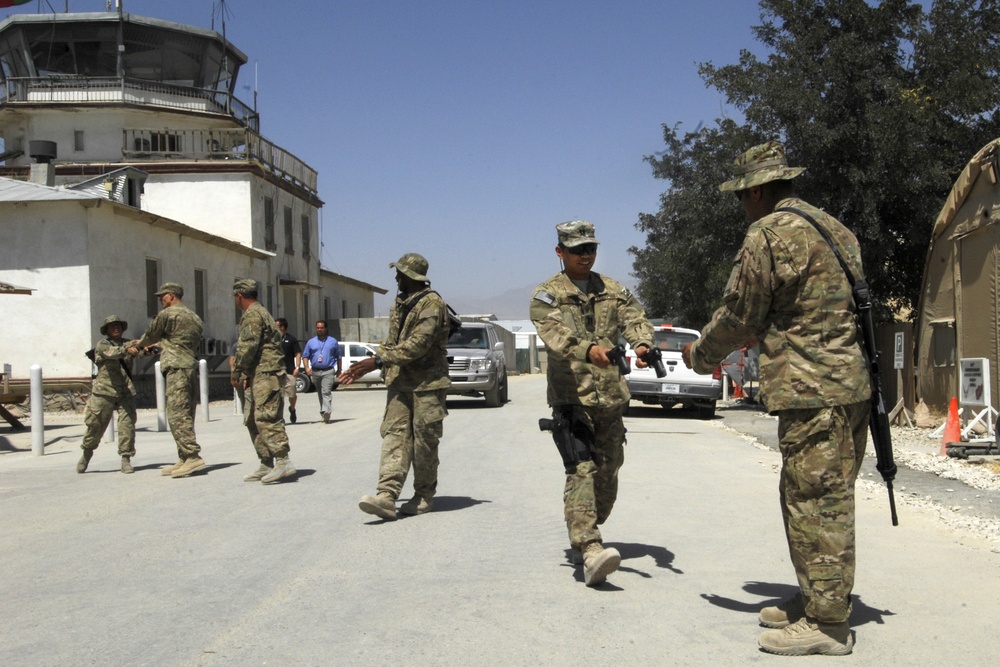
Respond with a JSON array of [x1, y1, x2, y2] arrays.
[[916, 138, 1000, 416]]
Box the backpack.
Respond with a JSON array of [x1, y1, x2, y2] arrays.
[[398, 289, 462, 339]]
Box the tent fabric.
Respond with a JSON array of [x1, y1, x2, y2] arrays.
[[917, 139, 1000, 414]]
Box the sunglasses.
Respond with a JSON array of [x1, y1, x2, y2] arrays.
[[733, 190, 745, 202], [564, 243, 598, 256]]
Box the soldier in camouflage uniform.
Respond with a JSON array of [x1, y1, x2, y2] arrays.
[[682, 141, 870, 656], [129, 282, 207, 479], [232, 278, 296, 484], [77, 315, 138, 474], [530, 221, 655, 587], [339, 253, 450, 521]]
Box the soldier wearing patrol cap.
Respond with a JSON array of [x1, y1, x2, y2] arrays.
[[530, 221, 655, 587], [340, 252, 451, 521], [682, 141, 870, 656], [232, 278, 296, 484], [129, 282, 207, 478], [77, 315, 138, 474]]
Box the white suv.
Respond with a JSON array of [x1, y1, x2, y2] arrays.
[[625, 324, 722, 419]]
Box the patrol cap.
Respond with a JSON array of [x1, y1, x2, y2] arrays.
[[99, 314, 127, 335], [719, 140, 806, 192], [390, 253, 430, 282], [154, 282, 184, 297], [556, 220, 599, 248], [232, 278, 258, 294]]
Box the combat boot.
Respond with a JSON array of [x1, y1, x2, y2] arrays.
[[582, 541, 621, 587], [359, 493, 397, 520], [261, 457, 297, 484], [161, 459, 184, 476], [121, 456, 134, 474], [243, 462, 273, 482], [289, 408, 297, 424], [399, 496, 433, 515], [171, 456, 207, 478], [758, 617, 853, 656], [76, 449, 94, 474], [759, 592, 806, 628]]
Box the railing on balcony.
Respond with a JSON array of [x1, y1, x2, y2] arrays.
[[123, 128, 318, 195], [1, 76, 259, 132]]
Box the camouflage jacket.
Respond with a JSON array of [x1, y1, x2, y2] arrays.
[[531, 271, 654, 408], [689, 197, 871, 412], [233, 301, 284, 381], [378, 289, 451, 392], [91, 337, 135, 398], [136, 302, 203, 371]]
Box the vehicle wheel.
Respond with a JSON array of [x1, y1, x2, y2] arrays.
[[295, 373, 313, 393], [484, 376, 502, 407], [498, 370, 509, 404], [696, 400, 717, 420]]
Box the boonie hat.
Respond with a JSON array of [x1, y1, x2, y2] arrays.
[[154, 282, 184, 297], [100, 314, 127, 335], [719, 141, 806, 192], [556, 220, 599, 248], [390, 253, 430, 282], [232, 278, 258, 294]]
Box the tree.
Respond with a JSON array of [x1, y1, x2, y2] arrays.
[[634, 0, 1000, 326]]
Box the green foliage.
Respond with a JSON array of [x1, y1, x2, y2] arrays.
[[634, 0, 1000, 325]]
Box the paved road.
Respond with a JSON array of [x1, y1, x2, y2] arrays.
[[1, 375, 998, 666]]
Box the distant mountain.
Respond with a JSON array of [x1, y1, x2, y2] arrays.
[[448, 283, 537, 320]]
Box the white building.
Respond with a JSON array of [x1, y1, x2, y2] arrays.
[[0, 10, 383, 390]]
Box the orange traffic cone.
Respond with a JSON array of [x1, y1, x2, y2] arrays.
[[941, 396, 962, 456]]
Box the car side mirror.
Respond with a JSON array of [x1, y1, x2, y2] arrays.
[[493, 341, 504, 352]]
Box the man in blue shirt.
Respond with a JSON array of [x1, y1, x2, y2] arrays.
[[301, 320, 341, 423]]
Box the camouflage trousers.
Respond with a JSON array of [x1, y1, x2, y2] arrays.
[[82, 392, 137, 457], [375, 387, 447, 500], [562, 404, 626, 550], [165, 367, 201, 459], [244, 370, 290, 462], [777, 400, 870, 624]]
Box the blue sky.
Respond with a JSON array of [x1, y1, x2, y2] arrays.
[[7, 1, 765, 316]]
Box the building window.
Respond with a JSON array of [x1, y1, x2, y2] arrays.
[[284, 206, 294, 254], [73, 130, 84, 152], [301, 214, 311, 258], [931, 321, 956, 368], [150, 132, 180, 153], [145, 258, 160, 317], [266, 283, 274, 312], [342, 300, 348, 318], [324, 297, 331, 321], [194, 269, 206, 321], [302, 294, 310, 336], [358, 303, 363, 318], [264, 197, 276, 250]]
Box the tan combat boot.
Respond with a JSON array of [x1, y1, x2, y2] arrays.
[[121, 456, 134, 474], [161, 459, 184, 476], [261, 457, 296, 484], [171, 456, 207, 478], [758, 617, 853, 656], [359, 493, 397, 520], [243, 462, 273, 482], [582, 541, 621, 587], [76, 449, 94, 474], [759, 592, 806, 628], [399, 496, 433, 515]]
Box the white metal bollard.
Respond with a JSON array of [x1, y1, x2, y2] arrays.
[[155, 361, 167, 432], [199, 359, 210, 422], [30, 364, 44, 456], [104, 410, 116, 443]]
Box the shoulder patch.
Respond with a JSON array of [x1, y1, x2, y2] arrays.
[[533, 290, 556, 305]]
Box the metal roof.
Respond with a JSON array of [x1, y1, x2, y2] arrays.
[[0, 178, 96, 201]]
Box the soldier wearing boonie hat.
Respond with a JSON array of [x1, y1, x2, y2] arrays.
[[131, 281, 207, 478], [78, 314, 138, 474], [232, 277, 296, 484], [683, 140, 871, 656], [530, 220, 655, 587], [345, 251, 451, 521]]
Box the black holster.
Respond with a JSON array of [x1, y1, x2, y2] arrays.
[[539, 408, 593, 472]]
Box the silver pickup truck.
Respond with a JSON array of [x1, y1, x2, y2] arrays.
[[446, 322, 508, 407], [625, 324, 722, 419]]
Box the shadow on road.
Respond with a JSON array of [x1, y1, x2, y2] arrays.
[[701, 580, 896, 627]]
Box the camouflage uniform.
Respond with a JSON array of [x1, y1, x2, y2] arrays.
[[531, 253, 654, 552], [82, 318, 137, 457], [373, 285, 451, 500], [689, 142, 871, 625], [233, 299, 290, 463], [137, 291, 203, 460]]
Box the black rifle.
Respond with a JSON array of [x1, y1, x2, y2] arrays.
[[539, 411, 593, 472], [778, 207, 898, 526]]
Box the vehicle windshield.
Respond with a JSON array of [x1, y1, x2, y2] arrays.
[[448, 327, 488, 349], [653, 329, 698, 351]]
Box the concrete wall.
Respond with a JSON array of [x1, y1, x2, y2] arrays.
[[143, 173, 254, 245]]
